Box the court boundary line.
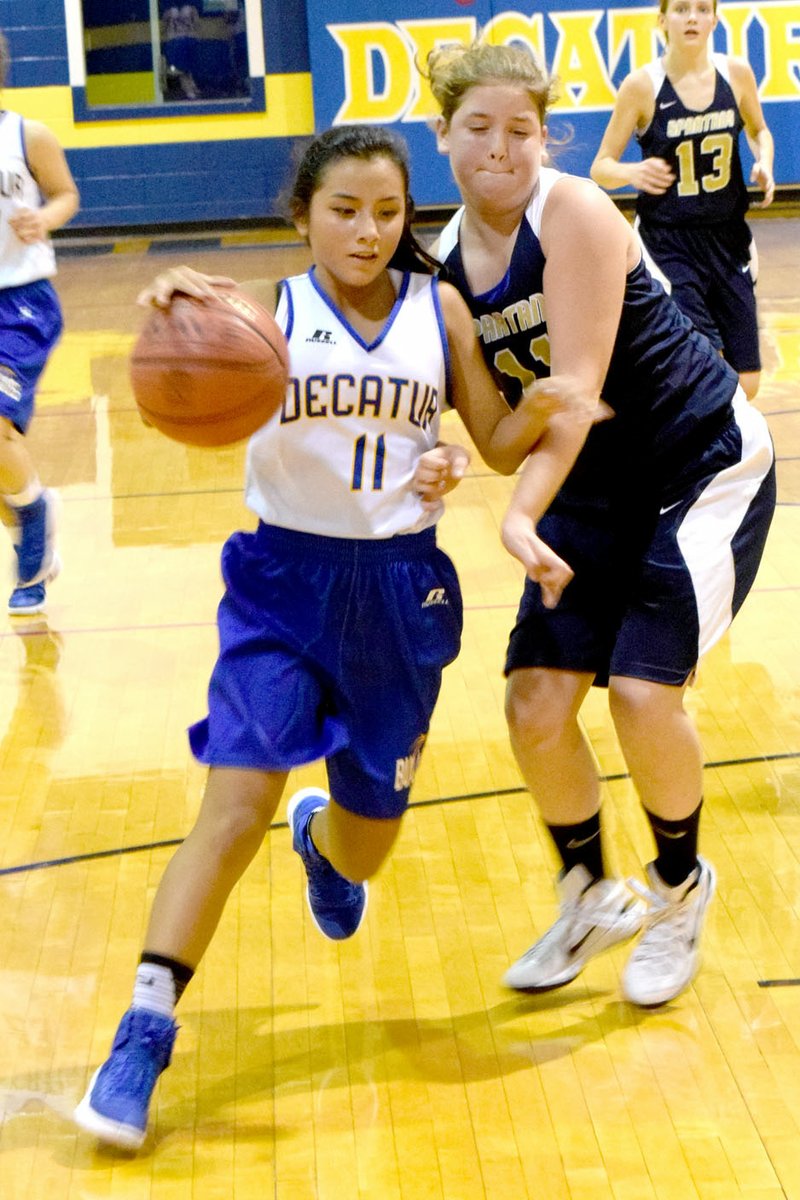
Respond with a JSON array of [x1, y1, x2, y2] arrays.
[[2, 748, 798, 879]]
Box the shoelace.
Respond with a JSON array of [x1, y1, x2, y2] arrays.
[[628, 881, 695, 964], [522, 883, 635, 962]]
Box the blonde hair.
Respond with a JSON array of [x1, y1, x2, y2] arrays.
[[659, 0, 717, 10], [424, 39, 558, 126], [657, 0, 719, 12]]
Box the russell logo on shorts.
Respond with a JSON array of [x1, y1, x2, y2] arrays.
[[422, 587, 448, 608]]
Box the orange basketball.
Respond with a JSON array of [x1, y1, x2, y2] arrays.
[[130, 285, 289, 447]]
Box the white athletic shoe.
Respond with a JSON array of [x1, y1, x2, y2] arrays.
[[503, 864, 647, 992], [622, 857, 716, 1008]]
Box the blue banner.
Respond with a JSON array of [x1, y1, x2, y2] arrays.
[[305, 0, 800, 206]]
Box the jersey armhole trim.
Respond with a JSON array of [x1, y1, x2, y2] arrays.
[[431, 276, 452, 410], [277, 279, 293, 340]]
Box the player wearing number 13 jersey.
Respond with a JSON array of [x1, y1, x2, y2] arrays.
[[591, 0, 775, 399]]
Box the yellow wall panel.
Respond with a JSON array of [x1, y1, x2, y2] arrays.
[[84, 73, 156, 107], [4, 73, 314, 148]]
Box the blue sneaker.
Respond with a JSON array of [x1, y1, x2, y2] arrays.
[[287, 788, 368, 940], [74, 1008, 178, 1150], [13, 489, 60, 587], [8, 581, 47, 615]]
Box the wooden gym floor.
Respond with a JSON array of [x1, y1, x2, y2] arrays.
[[0, 210, 799, 1200]]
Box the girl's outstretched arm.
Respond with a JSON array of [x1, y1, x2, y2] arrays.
[[500, 179, 631, 599], [437, 281, 599, 475]]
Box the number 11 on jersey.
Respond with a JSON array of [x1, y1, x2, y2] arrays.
[[352, 433, 386, 491]]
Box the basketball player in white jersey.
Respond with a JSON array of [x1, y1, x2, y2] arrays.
[[590, 0, 774, 400], [74, 124, 581, 1152], [0, 31, 78, 613]]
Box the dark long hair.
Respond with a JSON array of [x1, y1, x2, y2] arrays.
[[289, 125, 439, 274]]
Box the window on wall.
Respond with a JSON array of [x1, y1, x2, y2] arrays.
[[78, 0, 256, 112]]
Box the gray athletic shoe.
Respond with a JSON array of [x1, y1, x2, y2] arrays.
[[623, 857, 716, 1007], [504, 864, 646, 992]]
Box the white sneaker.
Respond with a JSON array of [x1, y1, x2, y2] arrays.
[[622, 857, 716, 1008], [503, 864, 647, 992]]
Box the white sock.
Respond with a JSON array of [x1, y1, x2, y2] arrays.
[[132, 962, 177, 1017]]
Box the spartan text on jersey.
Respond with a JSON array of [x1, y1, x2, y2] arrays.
[[666, 108, 736, 139], [281, 374, 439, 429], [473, 291, 546, 344]]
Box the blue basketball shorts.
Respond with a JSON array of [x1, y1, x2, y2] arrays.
[[506, 390, 775, 688], [637, 219, 760, 374], [189, 522, 463, 819], [0, 279, 64, 433]]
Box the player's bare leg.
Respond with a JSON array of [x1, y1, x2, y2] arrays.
[[0, 416, 34, 495], [609, 676, 716, 1005], [143, 766, 287, 966], [288, 791, 403, 942], [1, 417, 59, 613], [75, 767, 286, 1149], [608, 676, 702, 823], [505, 667, 598, 825], [310, 796, 403, 883], [502, 667, 645, 991]]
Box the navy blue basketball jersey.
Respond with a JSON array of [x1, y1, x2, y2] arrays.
[[437, 167, 738, 486], [636, 55, 748, 227]]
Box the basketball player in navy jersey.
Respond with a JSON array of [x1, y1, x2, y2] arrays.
[[0, 31, 78, 614], [426, 39, 775, 1008], [74, 125, 579, 1152], [590, 0, 774, 401]]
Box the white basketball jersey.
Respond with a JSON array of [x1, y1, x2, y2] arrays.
[[245, 268, 448, 538], [0, 111, 57, 288]]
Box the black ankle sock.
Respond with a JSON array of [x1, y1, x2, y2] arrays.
[[644, 801, 702, 887], [140, 952, 195, 1004], [547, 812, 604, 880]]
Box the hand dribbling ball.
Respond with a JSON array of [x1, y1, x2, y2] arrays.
[[130, 285, 289, 447]]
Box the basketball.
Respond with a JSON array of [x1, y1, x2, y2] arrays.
[[130, 285, 289, 447]]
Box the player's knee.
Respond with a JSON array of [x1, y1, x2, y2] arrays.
[[0, 414, 20, 441], [326, 814, 402, 882], [505, 678, 570, 750], [198, 801, 271, 869], [609, 675, 676, 730]]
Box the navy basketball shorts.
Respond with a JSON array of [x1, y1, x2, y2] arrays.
[[0, 279, 64, 433], [638, 220, 760, 374], [609, 390, 775, 685], [507, 391, 775, 689], [506, 419, 659, 688], [189, 522, 463, 819]]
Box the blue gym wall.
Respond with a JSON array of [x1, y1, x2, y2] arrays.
[[1, 0, 314, 227], [1, 0, 798, 230]]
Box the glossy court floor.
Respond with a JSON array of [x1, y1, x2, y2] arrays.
[[0, 210, 799, 1200]]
